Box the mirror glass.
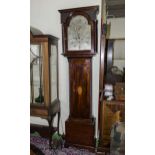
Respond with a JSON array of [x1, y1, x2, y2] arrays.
[[105, 39, 125, 85], [50, 45, 58, 102], [30, 44, 44, 104], [113, 39, 125, 71]]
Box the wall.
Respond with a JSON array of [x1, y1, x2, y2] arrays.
[[30, 0, 101, 137], [107, 17, 125, 39]]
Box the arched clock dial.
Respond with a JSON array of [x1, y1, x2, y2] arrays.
[[68, 15, 91, 51]]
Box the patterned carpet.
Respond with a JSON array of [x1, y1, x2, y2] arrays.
[[30, 136, 96, 155]]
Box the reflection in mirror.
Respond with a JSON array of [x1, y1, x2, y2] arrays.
[[30, 44, 44, 104], [113, 39, 125, 71], [50, 45, 58, 102], [105, 39, 125, 85]]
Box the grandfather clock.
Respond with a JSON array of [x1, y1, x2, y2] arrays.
[[59, 6, 99, 148]]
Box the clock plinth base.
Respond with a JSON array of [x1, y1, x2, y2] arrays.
[[65, 117, 95, 147]]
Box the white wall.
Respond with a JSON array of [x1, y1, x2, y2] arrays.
[[30, 0, 101, 137], [107, 18, 125, 39]]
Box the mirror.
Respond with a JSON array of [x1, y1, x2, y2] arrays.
[[30, 44, 44, 104], [105, 39, 125, 85], [113, 39, 125, 71], [50, 45, 58, 102]]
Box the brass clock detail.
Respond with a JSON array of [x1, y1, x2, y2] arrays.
[[59, 6, 99, 149], [59, 6, 98, 57]]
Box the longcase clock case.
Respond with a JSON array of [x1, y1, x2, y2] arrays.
[[59, 6, 99, 149]]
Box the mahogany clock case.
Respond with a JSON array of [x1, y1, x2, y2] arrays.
[[59, 6, 99, 58], [59, 6, 99, 149]]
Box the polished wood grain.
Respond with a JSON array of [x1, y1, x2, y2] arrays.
[[30, 149, 36, 155], [30, 124, 57, 138], [99, 100, 125, 151], [59, 6, 98, 149], [30, 144, 44, 155], [65, 118, 95, 147], [69, 58, 92, 119], [99, 34, 106, 92], [42, 42, 50, 107], [30, 106, 48, 118], [59, 6, 99, 57], [30, 32, 58, 44], [65, 58, 95, 147]]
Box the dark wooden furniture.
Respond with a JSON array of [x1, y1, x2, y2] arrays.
[[104, 39, 125, 85], [30, 30, 60, 148], [98, 100, 125, 153], [30, 144, 44, 155], [98, 37, 125, 153], [59, 6, 99, 149]]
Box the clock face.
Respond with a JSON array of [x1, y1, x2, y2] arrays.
[[68, 15, 91, 51]]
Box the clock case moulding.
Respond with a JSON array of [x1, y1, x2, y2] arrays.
[[59, 6, 99, 150], [59, 6, 99, 58]]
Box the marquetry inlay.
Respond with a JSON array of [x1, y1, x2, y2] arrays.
[[77, 86, 82, 95]]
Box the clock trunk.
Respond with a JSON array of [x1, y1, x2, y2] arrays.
[[69, 58, 92, 119]]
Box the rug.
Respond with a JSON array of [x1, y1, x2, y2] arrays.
[[30, 136, 96, 155]]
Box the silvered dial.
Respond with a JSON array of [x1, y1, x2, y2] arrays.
[[68, 15, 91, 51]]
